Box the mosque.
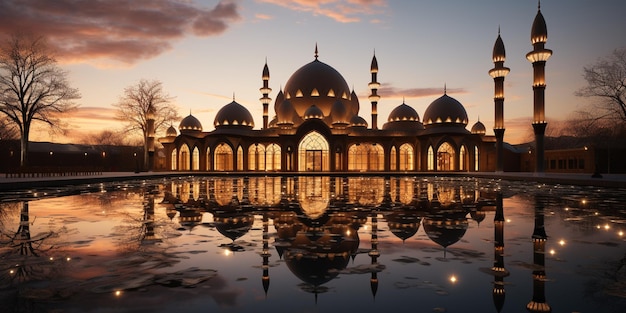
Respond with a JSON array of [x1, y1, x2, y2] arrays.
[[157, 45, 504, 173], [157, 6, 549, 174]]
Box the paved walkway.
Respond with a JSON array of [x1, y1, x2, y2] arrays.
[[1, 171, 625, 191]]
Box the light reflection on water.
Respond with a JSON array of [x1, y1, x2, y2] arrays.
[[0, 176, 625, 312]]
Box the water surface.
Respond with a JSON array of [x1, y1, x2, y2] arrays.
[[1, 176, 625, 312]]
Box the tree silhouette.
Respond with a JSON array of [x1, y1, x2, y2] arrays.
[[0, 34, 80, 167]]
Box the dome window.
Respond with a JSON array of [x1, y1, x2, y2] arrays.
[[285, 92, 291, 99], [341, 91, 348, 99], [327, 89, 335, 97], [311, 88, 319, 96], [296, 89, 303, 97], [436, 117, 442, 123]]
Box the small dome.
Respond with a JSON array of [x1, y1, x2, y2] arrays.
[[350, 115, 368, 128], [268, 116, 278, 128], [179, 114, 203, 132], [277, 99, 297, 125], [471, 120, 486, 135], [166, 125, 178, 137], [303, 105, 323, 120], [214, 101, 255, 128], [330, 99, 349, 124], [423, 93, 468, 127], [387, 102, 420, 122]]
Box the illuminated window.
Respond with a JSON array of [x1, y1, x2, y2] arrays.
[[237, 146, 244, 171], [327, 89, 335, 97], [298, 131, 329, 171], [179, 144, 190, 170], [390, 146, 397, 171], [427, 146, 434, 171], [311, 88, 319, 96], [474, 146, 479, 171], [214, 143, 233, 171], [266, 144, 281, 171], [437, 142, 455, 171], [249, 144, 266, 171], [296, 89, 303, 97], [192, 147, 200, 170], [348, 143, 383, 171], [399, 143, 414, 171], [459, 145, 466, 171], [171, 148, 177, 170]]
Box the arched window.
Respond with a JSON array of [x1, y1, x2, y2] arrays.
[[192, 147, 200, 170], [459, 145, 466, 171], [399, 143, 414, 171], [171, 148, 177, 170], [474, 146, 479, 171], [427, 146, 434, 171], [390, 146, 397, 171], [348, 143, 383, 171], [214, 143, 233, 171], [237, 146, 244, 171], [179, 144, 190, 170], [437, 142, 455, 171], [266, 144, 281, 171], [248, 144, 266, 171], [298, 131, 329, 171]]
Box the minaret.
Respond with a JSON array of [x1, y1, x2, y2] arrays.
[[368, 210, 380, 298], [526, 1, 552, 174], [489, 28, 510, 173], [368, 53, 380, 129], [146, 105, 156, 171], [261, 213, 271, 296], [260, 60, 272, 129]]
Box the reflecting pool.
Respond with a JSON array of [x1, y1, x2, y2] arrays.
[[1, 176, 625, 312]]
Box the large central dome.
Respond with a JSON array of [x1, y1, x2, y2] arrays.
[[282, 57, 354, 118]]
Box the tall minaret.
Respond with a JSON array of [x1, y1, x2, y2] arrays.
[[526, 1, 552, 174], [489, 28, 510, 173], [368, 53, 380, 129], [260, 60, 272, 129], [492, 192, 508, 312]]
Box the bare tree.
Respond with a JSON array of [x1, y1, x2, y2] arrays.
[[0, 34, 80, 167], [113, 79, 179, 170], [80, 129, 128, 146], [576, 47, 626, 123]]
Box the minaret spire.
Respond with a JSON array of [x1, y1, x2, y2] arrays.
[[368, 51, 380, 129], [314, 43, 319, 60], [260, 59, 272, 129], [489, 27, 510, 173]]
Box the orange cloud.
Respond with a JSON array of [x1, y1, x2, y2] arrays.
[[258, 0, 386, 23], [0, 0, 240, 65]]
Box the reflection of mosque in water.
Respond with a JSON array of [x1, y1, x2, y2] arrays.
[[160, 176, 524, 305]]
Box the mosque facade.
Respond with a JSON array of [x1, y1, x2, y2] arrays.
[[158, 46, 500, 173]]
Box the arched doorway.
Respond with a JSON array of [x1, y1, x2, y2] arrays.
[[437, 142, 455, 171], [298, 131, 329, 171], [214, 143, 233, 171]]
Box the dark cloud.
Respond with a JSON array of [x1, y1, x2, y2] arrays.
[[0, 0, 240, 65], [358, 85, 467, 99]]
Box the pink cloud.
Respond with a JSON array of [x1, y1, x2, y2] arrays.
[[258, 0, 386, 23], [0, 0, 241, 65], [358, 85, 466, 99]]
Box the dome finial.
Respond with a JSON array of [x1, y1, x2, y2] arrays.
[[233, 92, 235, 101], [538, 0, 541, 10], [314, 43, 318, 60], [444, 83, 447, 95]]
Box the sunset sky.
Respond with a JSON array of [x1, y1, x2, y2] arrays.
[[1, 0, 625, 145]]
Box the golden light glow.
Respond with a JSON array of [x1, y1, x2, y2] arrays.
[[604, 224, 610, 230], [224, 249, 232, 256], [115, 290, 122, 297], [618, 230, 624, 237], [558, 240, 565, 246], [549, 249, 555, 255], [449, 275, 458, 283]]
